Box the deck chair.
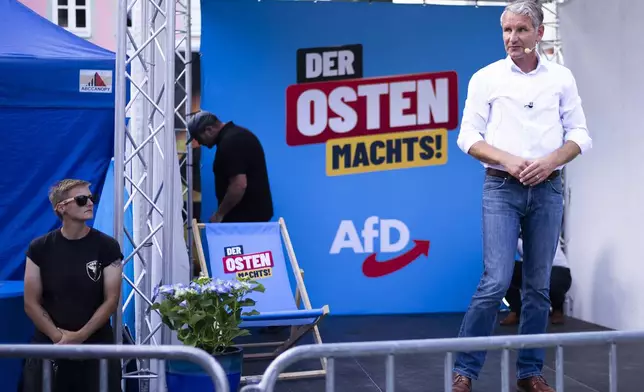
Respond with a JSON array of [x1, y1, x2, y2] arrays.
[[192, 218, 329, 382]]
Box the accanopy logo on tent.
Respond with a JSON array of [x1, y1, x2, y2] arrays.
[[79, 70, 113, 93], [329, 216, 430, 278]]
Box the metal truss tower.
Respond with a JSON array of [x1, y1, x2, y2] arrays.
[[114, 0, 193, 386], [540, 0, 565, 65], [539, 0, 571, 248]]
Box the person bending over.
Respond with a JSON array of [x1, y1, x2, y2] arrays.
[[186, 110, 274, 224], [501, 237, 572, 326], [21, 179, 123, 392]]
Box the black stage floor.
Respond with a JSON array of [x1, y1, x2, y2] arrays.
[[242, 313, 643, 392]]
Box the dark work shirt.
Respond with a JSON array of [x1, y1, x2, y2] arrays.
[[213, 122, 274, 222], [26, 228, 124, 343]]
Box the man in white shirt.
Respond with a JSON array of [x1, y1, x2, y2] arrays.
[[501, 237, 572, 326], [451, 2, 591, 392]]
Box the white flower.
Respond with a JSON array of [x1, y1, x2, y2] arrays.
[[174, 288, 188, 298]]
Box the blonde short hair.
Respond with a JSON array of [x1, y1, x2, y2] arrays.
[[48, 179, 91, 219]]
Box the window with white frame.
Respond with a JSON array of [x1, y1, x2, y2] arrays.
[[53, 0, 91, 37]]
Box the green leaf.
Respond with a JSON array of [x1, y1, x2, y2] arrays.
[[189, 312, 206, 325], [239, 299, 256, 306]]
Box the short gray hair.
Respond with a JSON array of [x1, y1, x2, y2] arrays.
[[501, 0, 544, 30]]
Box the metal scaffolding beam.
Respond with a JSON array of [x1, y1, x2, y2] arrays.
[[115, 0, 192, 386], [538, 0, 570, 250]]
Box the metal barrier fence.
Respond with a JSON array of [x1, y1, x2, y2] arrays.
[[241, 330, 644, 392], [0, 344, 229, 392]]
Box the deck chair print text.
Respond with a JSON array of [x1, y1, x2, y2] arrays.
[[222, 245, 274, 281]]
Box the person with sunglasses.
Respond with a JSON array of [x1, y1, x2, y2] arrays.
[[20, 179, 123, 392]]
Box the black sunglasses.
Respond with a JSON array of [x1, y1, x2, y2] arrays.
[[75, 194, 96, 206], [61, 194, 96, 207]]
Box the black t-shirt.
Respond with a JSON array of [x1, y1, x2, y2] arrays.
[[213, 122, 274, 222], [26, 228, 124, 343]]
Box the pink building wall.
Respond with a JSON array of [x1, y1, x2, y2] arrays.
[[18, 0, 46, 16], [93, 0, 117, 51], [17, 0, 116, 51]]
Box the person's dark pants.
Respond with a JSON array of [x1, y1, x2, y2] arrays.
[[20, 357, 121, 392], [19, 329, 121, 392], [506, 263, 572, 313]]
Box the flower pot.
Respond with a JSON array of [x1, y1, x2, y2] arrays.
[[166, 346, 244, 392]]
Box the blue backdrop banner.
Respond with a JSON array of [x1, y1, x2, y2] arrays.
[[199, 0, 506, 315]]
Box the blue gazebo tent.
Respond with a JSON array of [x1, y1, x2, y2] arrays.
[[0, 0, 117, 280]]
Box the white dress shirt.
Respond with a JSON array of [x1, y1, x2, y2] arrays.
[[456, 55, 592, 170], [517, 238, 569, 268]]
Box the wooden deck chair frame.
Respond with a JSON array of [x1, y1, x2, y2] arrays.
[[192, 218, 329, 382]]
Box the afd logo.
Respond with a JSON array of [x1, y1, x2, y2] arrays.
[[330, 216, 430, 278]]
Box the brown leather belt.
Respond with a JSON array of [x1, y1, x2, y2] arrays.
[[486, 168, 560, 181]]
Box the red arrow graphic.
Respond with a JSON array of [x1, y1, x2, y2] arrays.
[[361, 240, 430, 278]]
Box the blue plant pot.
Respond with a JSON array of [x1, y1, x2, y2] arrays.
[[166, 346, 243, 392]]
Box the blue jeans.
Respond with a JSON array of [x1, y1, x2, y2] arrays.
[[453, 172, 564, 380]]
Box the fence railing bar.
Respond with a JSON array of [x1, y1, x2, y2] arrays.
[[501, 348, 510, 392], [385, 354, 395, 392], [159, 359, 166, 391], [0, 344, 229, 392], [42, 359, 52, 392], [443, 352, 452, 392], [325, 357, 335, 392], [555, 345, 564, 391], [99, 358, 109, 392], [609, 343, 617, 392]]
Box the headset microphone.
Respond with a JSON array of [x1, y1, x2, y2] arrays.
[[524, 44, 538, 54]]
